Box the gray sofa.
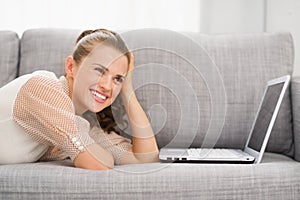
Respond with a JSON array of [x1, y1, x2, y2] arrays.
[[1, 28, 300, 199]]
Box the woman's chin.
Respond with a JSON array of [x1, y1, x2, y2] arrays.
[[89, 104, 108, 113]]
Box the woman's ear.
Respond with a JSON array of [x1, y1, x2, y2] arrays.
[[65, 56, 75, 78]]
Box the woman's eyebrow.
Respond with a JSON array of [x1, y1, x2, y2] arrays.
[[116, 74, 125, 78], [92, 63, 109, 72], [92, 63, 126, 77]]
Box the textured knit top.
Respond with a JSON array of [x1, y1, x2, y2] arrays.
[[0, 70, 132, 165]]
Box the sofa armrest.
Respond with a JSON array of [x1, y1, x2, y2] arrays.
[[292, 76, 300, 161]]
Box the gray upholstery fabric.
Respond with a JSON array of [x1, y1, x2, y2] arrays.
[[0, 31, 19, 87], [120, 30, 294, 157], [191, 32, 294, 156], [0, 153, 299, 199], [292, 77, 300, 161], [18, 29, 294, 157], [19, 28, 82, 77], [1, 28, 299, 199]]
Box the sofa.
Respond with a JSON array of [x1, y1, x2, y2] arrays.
[[0, 28, 300, 199]]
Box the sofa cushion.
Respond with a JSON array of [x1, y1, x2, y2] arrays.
[[19, 28, 82, 77], [195, 32, 294, 156], [0, 153, 299, 199], [0, 31, 19, 87], [18, 29, 295, 158], [292, 77, 300, 161], [120, 30, 294, 157]]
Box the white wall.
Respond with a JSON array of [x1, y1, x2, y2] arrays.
[[265, 0, 300, 77], [0, 0, 200, 36], [199, 0, 265, 33], [1, 0, 298, 76]]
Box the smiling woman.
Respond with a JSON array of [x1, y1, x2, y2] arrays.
[[0, 29, 159, 169]]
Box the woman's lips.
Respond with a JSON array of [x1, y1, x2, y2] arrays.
[[90, 89, 108, 103]]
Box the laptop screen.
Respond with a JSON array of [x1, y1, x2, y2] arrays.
[[247, 82, 285, 152]]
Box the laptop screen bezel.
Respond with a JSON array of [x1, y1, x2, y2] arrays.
[[243, 75, 290, 164]]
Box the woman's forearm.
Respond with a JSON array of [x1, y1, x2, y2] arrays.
[[121, 77, 159, 162]]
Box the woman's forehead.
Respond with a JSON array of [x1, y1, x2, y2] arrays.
[[81, 45, 128, 74], [88, 45, 127, 65]]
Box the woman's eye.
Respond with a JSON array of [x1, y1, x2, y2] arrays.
[[114, 76, 125, 84], [95, 67, 105, 75]]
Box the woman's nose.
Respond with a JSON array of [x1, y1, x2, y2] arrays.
[[98, 74, 113, 91]]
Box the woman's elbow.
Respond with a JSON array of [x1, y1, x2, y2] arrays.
[[73, 149, 115, 170]]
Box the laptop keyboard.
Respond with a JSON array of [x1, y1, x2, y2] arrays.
[[187, 148, 243, 159]]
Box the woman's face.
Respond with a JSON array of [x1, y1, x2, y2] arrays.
[[71, 45, 128, 115]]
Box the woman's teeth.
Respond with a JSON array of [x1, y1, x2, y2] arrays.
[[91, 90, 107, 100]]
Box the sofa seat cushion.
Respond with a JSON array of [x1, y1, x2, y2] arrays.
[[0, 153, 299, 199]]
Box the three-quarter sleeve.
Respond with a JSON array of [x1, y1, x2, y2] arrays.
[[13, 75, 95, 161]]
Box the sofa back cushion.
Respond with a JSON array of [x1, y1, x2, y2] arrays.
[[18, 29, 295, 158], [292, 77, 300, 161], [19, 29, 82, 77], [0, 31, 19, 87], [121, 29, 294, 157]]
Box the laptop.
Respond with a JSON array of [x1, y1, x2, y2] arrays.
[[159, 75, 291, 164]]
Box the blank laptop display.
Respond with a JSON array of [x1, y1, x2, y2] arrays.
[[159, 75, 290, 164]]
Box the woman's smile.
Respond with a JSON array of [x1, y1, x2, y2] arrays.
[[90, 89, 109, 104]]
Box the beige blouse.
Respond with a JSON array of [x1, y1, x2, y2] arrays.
[[12, 71, 132, 165]]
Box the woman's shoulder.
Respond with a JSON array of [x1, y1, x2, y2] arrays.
[[31, 70, 58, 79], [1, 70, 61, 104], [15, 70, 70, 107], [24, 70, 61, 90], [30, 70, 59, 83], [1, 70, 58, 91]]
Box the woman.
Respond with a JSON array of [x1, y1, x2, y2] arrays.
[[0, 29, 159, 170]]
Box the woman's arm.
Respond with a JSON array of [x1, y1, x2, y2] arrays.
[[120, 54, 159, 163], [74, 143, 114, 170], [13, 74, 114, 170]]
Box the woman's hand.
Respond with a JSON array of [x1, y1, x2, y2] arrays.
[[128, 52, 135, 72], [121, 52, 135, 96]]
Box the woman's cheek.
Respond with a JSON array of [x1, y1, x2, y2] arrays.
[[111, 85, 122, 100]]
